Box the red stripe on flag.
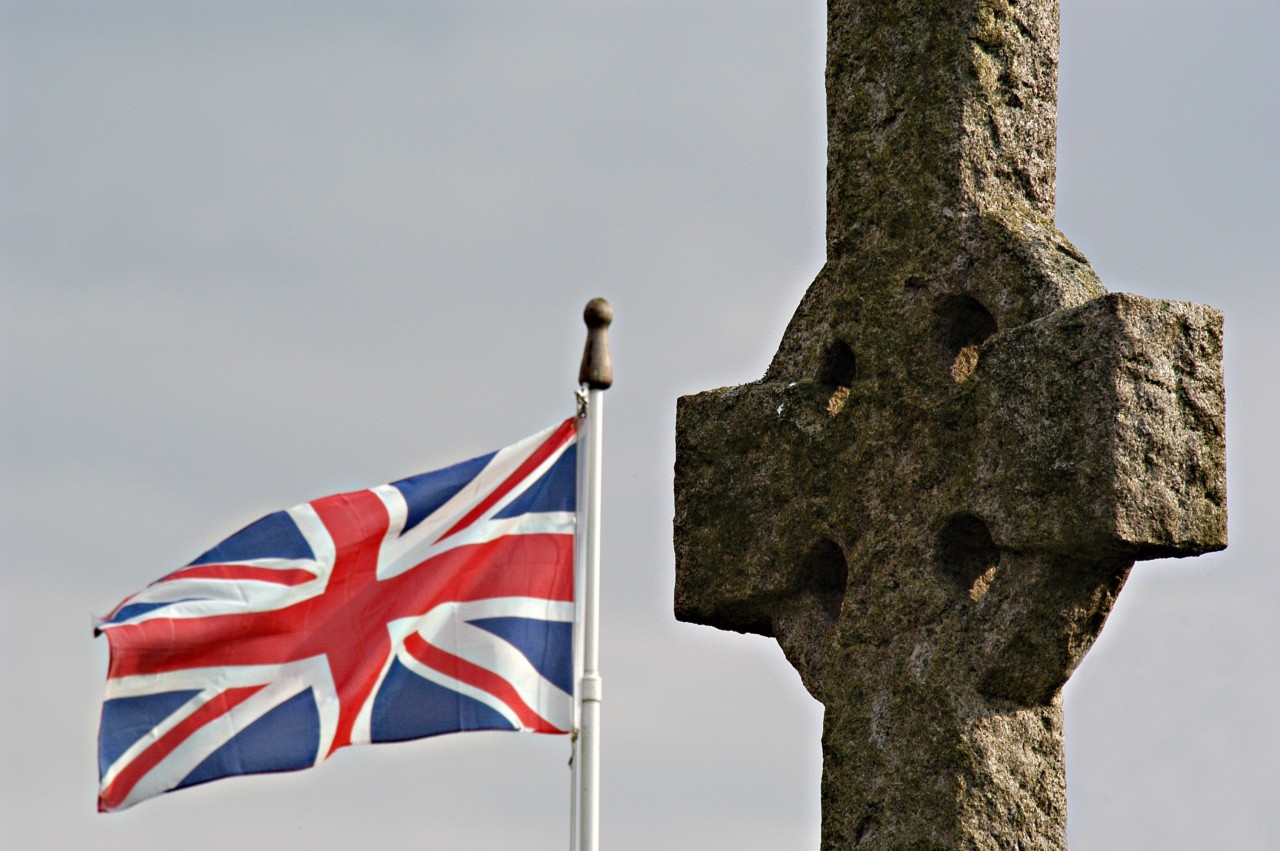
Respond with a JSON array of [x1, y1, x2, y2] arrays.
[[435, 418, 576, 543], [430, 534, 577, 603], [104, 534, 573, 679], [159, 564, 318, 586], [99, 684, 266, 812], [401, 632, 562, 733]]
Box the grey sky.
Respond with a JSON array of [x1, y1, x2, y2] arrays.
[[3, 1, 1278, 847]]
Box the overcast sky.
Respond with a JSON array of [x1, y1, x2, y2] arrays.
[[3, 1, 1278, 848]]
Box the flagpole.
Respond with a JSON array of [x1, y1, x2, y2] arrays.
[[574, 298, 612, 851], [570, 418, 584, 851]]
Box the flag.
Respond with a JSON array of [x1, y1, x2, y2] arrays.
[[95, 418, 578, 812]]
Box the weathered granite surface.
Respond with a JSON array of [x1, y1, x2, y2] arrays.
[[673, 1, 1226, 847]]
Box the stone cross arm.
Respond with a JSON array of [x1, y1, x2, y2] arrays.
[[676, 292, 1223, 642], [675, 289, 1224, 689]]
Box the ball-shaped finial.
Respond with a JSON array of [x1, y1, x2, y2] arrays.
[[584, 297, 613, 329], [579, 297, 614, 389]]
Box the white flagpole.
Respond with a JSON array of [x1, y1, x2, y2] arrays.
[[574, 298, 612, 851], [570, 402, 585, 851]]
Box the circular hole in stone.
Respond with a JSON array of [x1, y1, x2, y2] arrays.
[[799, 538, 849, 621], [820, 340, 857, 387], [937, 514, 1000, 600], [934, 295, 997, 382], [819, 340, 856, 415]]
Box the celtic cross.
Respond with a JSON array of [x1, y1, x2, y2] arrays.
[[673, 1, 1226, 847]]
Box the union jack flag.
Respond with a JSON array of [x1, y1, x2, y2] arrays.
[[96, 419, 578, 812]]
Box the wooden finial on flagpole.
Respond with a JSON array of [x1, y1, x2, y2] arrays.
[[579, 298, 613, 389]]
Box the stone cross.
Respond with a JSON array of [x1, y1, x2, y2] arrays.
[[673, 1, 1226, 848]]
